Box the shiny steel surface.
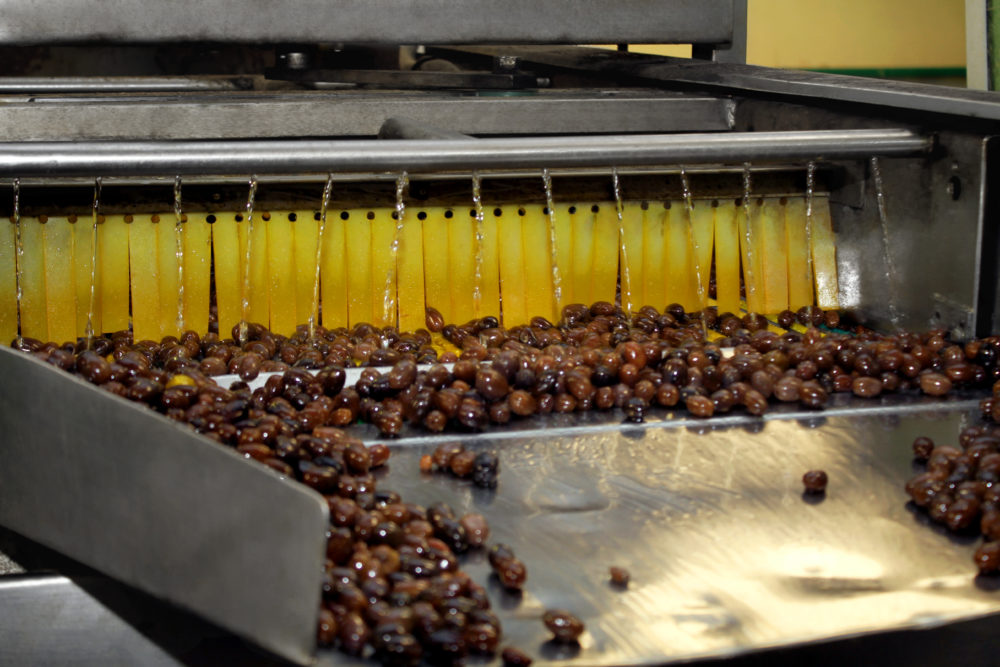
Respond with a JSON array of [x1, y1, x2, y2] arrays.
[[0, 76, 245, 93], [0, 130, 929, 178], [317, 404, 1000, 665], [0, 347, 329, 665], [2, 345, 1000, 663]]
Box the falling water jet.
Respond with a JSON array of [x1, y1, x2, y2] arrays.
[[309, 174, 335, 341], [805, 161, 816, 303], [741, 163, 758, 313], [870, 156, 901, 329], [12, 179, 23, 347], [611, 167, 633, 316], [471, 172, 485, 314], [238, 176, 259, 345], [85, 176, 102, 349], [384, 172, 409, 327], [173, 176, 185, 334], [541, 169, 563, 318], [679, 167, 708, 340]]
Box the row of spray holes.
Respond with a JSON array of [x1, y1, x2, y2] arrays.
[[146, 197, 766, 225]]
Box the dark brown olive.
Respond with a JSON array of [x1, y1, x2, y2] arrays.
[[449, 450, 477, 478], [851, 376, 883, 398], [609, 566, 630, 587], [388, 359, 418, 390], [502, 646, 534, 666], [508, 390, 537, 416], [236, 352, 263, 381], [542, 609, 585, 643], [369, 443, 391, 468], [912, 436, 935, 461], [742, 388, 768, 416], [339, 611, 370, 655], [945, 497, 981, 532], [460, 513, 489, 548], [489, 401, 511, 424], [475, 368, 509, 401], [126, 377, 164, 403], [622, 397, 646, 422], [492, 556, 525, 590], [317, 607, 338, 646], [432, 442, 464, 468], [803, 469, 828, 493], [919, 372, 953, 396], [425, 307, 445, 332], [488, 543, 517, 569], [982, 510, 1000, 540], [974, 541, 1000, 574], [799, 382, 828, 409], [345, 441, 372, 474], [685, 394, 714, 418], [76, 350, 112, 384]]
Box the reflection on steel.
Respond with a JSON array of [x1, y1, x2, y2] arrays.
[[0, 130, 929, 178], [0, 164, 826, 188], [266, 68, 545, 90], [0, 76, 246, 93], [0, 347, 329, 665], [350, 407, 1000, 666], [377, 117, 476, 141]]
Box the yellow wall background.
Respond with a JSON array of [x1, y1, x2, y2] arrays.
[[634, 0, 966, 70]]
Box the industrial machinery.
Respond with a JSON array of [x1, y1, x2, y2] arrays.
[[2, 1, 1000, 665]]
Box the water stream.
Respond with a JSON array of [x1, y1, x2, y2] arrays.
[[12, 178, 22, 347], [471, 172, 485, 314], [85, 177, 102, 348], [384, 172, 409, 326], [679, 168, 708, 337], [805, 161, 816, 302], [238, 176, 259, 345], [309, 174, 335, 340], [541, 169, 563, 315], [611, 167, 633, 314], [173, 176, 185, 334], [741, 163, 757, 312], [870, 156, 901, 329]]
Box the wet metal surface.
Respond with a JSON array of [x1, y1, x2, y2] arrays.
[[317, 405, 1000, 665], [3, 348, 1000, 664]]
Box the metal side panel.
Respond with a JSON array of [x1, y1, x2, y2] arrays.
[[0, 0, 737, 46], [0, 346, 329, 665]]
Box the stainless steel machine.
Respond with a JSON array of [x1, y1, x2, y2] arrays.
[[2, 1, 1000, 665]]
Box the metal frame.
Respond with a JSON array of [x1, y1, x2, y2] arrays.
[[442, 46, 1000, 123], [0, 0, 743, 49], [0, 90, 736, 141]]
